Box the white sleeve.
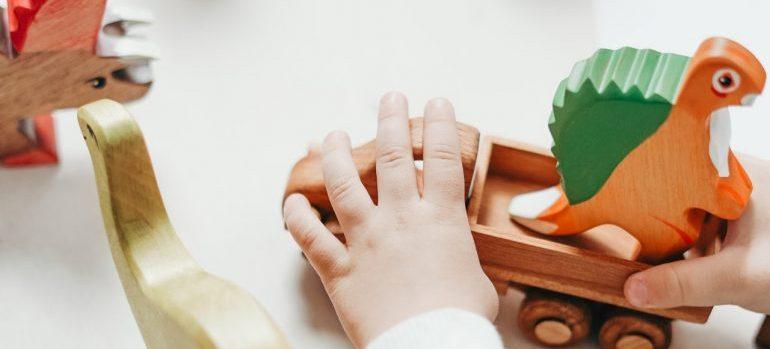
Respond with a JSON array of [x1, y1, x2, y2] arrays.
[[365, 308, 504, 349]]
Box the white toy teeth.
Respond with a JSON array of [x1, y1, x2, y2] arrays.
[[97, 5, 157, 84], [98, 36, 159, 60]]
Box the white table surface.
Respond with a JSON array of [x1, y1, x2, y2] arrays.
[[1, 0, 769, 348]]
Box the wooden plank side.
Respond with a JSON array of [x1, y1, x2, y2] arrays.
[[486, 136, 560, 185], [473, 221, 711, 323], [467, 134, 494, 224], [470, 136, 712, 323]]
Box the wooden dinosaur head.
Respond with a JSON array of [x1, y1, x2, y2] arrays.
[[678, 37, 766, 112], [0, 51, 151, 118], [0, 0, 154, 119]]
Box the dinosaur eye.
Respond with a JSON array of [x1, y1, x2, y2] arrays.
[[88, 77, 107, 89], [712, 68, 740, 94]]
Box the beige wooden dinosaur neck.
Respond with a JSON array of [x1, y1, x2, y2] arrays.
[[78, 99, 289, 349]]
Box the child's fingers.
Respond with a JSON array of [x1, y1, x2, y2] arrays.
[[624, 251, 739, 308], [284, 193, 349, 273], [322, 131, 375, 230], [422, 97, 464, 205], [376, 91, 419, 205]]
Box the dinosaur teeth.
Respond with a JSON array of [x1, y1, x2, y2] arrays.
[[98, 5, 156, 84], [708, 107, 732, 178], [98, 6, 158, 61], [98, 36, 159, 60], [102, 5, 154, 30]]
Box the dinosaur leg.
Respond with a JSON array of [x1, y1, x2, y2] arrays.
[[636, 210, 705, 263], [509, 186, 589, 235], [1, 115, 58, 166]]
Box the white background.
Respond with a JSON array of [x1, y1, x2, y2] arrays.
[[1, 0, 769, 348]]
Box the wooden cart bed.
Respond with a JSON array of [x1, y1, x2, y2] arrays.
[[467, 136, 712, 324]]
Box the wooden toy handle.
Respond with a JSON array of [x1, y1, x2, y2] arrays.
[[284, 117, 481, 217]]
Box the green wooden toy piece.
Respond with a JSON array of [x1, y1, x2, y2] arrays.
[[550, 47, 690, 204]]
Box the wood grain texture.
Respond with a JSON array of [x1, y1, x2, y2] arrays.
[[9, 0, 105, 52], [79, 100, 289, 349], [548, 47, 688, 205], [472, 137, 641, 260], [286, 131, 715, 324], [616, 335, 654, 349], [598, 309, 671, 349], [517, 288, 591, 346], [0, 51, 149, 122], [533, 320, 572, 346], [284, 117, 480, 216], [470, 136, 713, 323], [1, 0, 152, 162], [520, 38, 766, 263], [0, 50, 150, 157]]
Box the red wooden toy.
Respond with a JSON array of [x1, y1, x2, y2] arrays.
[[0, 0, 154, 166]]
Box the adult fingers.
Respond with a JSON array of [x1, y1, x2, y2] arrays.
[[322, 131, 375, 230], [284, 194, 349, 274], [422, 98, 464, 205], [376, 91, 419, 205], [624, 252, 739, 308]]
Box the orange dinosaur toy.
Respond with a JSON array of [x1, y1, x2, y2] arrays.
[[509, 37, 766, 263]]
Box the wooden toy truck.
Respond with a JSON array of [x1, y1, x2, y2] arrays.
[[285, 37, 769, 349], [75, 102, 768, 349], [74, 101, 714, 349], [284, 119, 721, 349]]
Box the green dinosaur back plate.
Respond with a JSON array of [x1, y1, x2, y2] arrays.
[[550, 47, 691, 204]]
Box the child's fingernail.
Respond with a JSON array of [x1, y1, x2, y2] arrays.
[[625, 275, 650, 307]]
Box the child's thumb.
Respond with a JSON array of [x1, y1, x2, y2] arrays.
[[623, 253, 735, 309]]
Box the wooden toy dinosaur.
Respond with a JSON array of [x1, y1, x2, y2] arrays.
[[509, 37, 766, 263], [0, 0, 154, 166], [78, 99, 289, 349]]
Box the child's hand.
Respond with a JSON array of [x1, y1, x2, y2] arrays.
[[283, 92, 498, 348], [625, 155, 770, 314]]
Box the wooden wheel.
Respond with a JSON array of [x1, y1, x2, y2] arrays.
[[599, 309, 671, 349], [517, 288, 592, 347]]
